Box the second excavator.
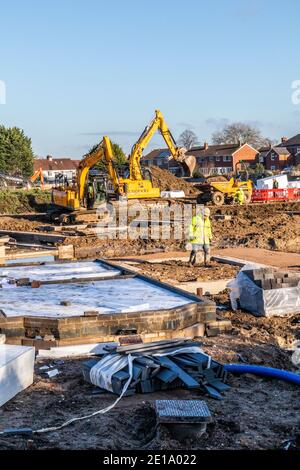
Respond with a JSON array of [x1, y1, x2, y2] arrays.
[[51, 110, 196, 220]]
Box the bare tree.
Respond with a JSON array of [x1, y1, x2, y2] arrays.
[[212, 122, 275, 148], [178, 129, 198, 149]]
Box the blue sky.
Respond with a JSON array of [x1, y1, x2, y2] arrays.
[[1, 0, 300, 158]]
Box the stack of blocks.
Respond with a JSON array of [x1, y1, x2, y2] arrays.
[[243, 268, 300, 290]]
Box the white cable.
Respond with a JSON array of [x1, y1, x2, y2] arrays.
[[35, 354, 135, 434]]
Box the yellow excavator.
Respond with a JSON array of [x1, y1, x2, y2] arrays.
[[51, 110, 196, 218], [52, 136, 119, 212], [30, 168, 45, 189], [128, 109, 196, 189]]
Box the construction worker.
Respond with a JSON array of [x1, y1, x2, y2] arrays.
[[234, 187, 245, 205], [188, 207, 212, 266], [86, 181, 95, 209]]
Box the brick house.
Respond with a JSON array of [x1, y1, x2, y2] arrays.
[[186, 142, 258, 175], [278, 135, 300, 166], [142, 142, 258, 176], [34, 155, 79, 183], [258, 146, 291, 171]]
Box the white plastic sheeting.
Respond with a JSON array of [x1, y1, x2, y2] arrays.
[[228, 264, 300, 317], [0, 277, 192, 318], [0, 344, 35, 407], [0, 261, 121, 284], [255, 174, 288, 189]]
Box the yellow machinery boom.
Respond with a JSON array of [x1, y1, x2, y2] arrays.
[[118, 109, 196, 199], [129, 109, 196, 181], [30, 168, 45, 189]]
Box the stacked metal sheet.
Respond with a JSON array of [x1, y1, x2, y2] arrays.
[[82, 339, 229, 399]]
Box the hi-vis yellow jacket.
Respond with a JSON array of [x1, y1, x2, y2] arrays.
[[189, 215, 212, 245]]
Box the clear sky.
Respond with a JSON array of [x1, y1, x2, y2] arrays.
[[1, 0, 300, 158]]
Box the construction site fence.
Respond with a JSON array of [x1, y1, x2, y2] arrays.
[[251, 188, 300, 203]]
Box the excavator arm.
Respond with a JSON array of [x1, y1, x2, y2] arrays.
[[30, 168, 44, 189], [129, 109, 195, 180], [77, 136, 120, 200]]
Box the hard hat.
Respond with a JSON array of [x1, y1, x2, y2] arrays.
[[204, 207, 210, 216]]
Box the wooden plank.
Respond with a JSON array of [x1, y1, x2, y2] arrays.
[[117, 339, 189, 354]]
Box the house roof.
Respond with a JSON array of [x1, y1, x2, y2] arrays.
[[141, 148, 171, 160], [187, 142, 258, 158], [34, 158, 79, 172], [259, 146, 290, 157], [279, 134, 300, 147], [272, 146, 290, 156], [143, 142, 259, 164], [186, 143, 241, 157]]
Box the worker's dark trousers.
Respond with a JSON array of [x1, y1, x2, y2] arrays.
[[189, 244, 210, 265]]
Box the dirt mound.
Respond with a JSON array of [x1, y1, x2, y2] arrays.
[[205, 175, 228, 182], [150, 167, 199, 195]]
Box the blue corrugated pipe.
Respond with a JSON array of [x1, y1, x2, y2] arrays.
[[225, 364, 300, 385]]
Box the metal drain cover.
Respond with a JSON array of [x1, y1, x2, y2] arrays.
[[155, 400, 212, 424]]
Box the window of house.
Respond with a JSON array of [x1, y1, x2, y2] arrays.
[[271, 165, 276, 171], [296, 147, 300, 154], [209, 156, 214, 162], [215, 156, 220, 161], [271, 153, 276, 161], [223, 156, 231, 162]]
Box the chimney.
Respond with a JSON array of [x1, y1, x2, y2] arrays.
[[281, 137, 288, 143], [46, 155, 53, 161], [204, 142, 208, 150]]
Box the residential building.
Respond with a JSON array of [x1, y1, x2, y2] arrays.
[[278, 135, 300, 166], [186, 142, 258, 175], [34, 155, 79, 183], [258, 146, 291, 171], [142, 142, 259, 176]]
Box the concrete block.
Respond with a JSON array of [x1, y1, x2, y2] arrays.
[[178, 323, 205, 338], [57, 244, 75, 260], [0, 344, 35, 407]]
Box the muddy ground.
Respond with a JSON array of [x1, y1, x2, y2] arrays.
[[0, 201, 299, 254], [0, 197, 300, 450], [0, 332, 298, 451], [133, 260, 239, 283], [63, 201, 300, 254]]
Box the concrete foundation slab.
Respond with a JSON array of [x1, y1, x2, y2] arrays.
[[0, 260, 121, 283], [0, 277, 193, 318]]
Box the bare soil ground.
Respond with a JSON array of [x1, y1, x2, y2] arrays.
[[0, 333, 298, 451], [0, 200, 299, 255], [134, 260, 239, 283], [0, 196, 299, 450]]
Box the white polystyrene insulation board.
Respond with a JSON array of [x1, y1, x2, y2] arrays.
[[0, 344, 35, 407], [0, 261, 121, 283], [0, 278, 193, 318]]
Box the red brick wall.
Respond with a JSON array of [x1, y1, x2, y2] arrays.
[[232, 145, 258, 170]]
